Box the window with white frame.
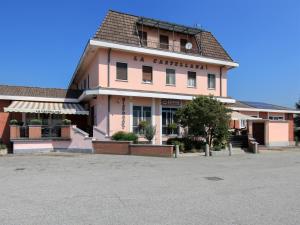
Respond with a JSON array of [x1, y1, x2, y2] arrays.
[[132, 106, 152, 134], [162, 107, 179, 135], [269, 116, 284, 121], [187, 71, 196, 87], [166, 68, 175, 86], [208, 74, 216, 89], [240, 119, 247, 128]]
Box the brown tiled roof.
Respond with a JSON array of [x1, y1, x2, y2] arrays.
[[0, 85, 82, 99], [94, 10, 233, 62]]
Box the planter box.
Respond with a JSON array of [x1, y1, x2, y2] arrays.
[[210, 150, 229, 157], [130, 144, 173, 157], [0, 148, 7, 156], [61, 125, 71, 139], [29, 125, 41, 139], [10, 125, 20, 139]]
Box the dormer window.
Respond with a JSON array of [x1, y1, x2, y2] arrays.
[[138, 31, 147, 46], [160, 35, 169, 49]]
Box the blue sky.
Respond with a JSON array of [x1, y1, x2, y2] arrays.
[[0, 0, 299, 107]]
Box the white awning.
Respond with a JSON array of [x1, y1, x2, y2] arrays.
[[4, 101, 89, 115], [231, 111, 261, 121]]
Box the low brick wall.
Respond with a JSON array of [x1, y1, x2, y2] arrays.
[[93, 141, 131, 155], [92, 141, 174, 157], [130, 144, 173, 157]]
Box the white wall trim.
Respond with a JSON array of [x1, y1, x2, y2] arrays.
[[80, 88, 236, 104], [152, 98, 156, 144], [129, 102, 133, 132], [90, 39, 239, 68], [230, 106, 300, 114], [0, 95, 79, 103]]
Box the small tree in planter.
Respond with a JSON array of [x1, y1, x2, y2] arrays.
[[61, 119, 72, 139], [9, 119, 20, 139], [29, 119, 42, 139], [144, 124, 156, 144], [138, 120, 149, 134], [167, 123, 178, 135]]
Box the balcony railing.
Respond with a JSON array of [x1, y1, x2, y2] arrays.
[[140, 40, 200, 55]]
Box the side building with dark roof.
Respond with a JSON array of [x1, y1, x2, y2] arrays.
[[0, 10, 299, 153]]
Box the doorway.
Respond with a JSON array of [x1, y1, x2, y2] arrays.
[[252, 122, 265, 145]]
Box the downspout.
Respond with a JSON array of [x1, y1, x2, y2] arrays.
[[107, 48, 111, 136], [219, 66, 225, 97]]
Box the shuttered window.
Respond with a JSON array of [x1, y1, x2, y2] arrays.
[[187, 71, 196, 87], [142, 66, 153, 83], [116, 62, 128, 81], [208, 74, 216, 89], [160, 35, 169, 49], [166, 69, 176, 85]]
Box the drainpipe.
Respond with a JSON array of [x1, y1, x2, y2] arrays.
[[107, 48, 111, 87], [107, 48, 111, 136], [219, 66, 225, 97]]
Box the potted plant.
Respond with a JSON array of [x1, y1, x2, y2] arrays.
[[0, 143, 7, 156], [29, 119, 42, 139], [144, 124, 156, 144], [61, 119, 72, 139], [138, 120, 149, 133], [9, 119, 20, 139]]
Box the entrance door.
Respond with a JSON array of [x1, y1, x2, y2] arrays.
[[252, 123, 265, 145]]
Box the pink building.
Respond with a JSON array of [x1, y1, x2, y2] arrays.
[[0, 10, 299, 153]]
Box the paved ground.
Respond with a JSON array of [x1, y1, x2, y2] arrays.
[[1, 151, 300, 225]]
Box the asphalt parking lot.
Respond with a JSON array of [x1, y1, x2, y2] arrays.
[[1, 151, 300, 225]]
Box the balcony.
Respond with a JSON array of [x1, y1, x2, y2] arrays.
[[140, 40, 200, 55]]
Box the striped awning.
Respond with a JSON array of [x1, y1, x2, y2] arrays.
[[4, 101, 89, 115]]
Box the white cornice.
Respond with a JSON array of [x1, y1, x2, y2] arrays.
[[230, 106, 300, 114], [79, 88, 236, 104], [0, 95, 79, 103], [89, 39, 239, 68]]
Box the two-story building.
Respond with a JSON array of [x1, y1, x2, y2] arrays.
[[0, 10, 299, 153]]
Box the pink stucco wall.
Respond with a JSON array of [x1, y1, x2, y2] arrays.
[[265, 121, 289, 146], [96, 49, 227, 97]]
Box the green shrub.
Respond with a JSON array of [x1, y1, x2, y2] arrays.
[[111, 131, 138, 143], [62, 119, 71, 125], [139, 120, 149, 130], [168, 123, 178, 130], [144, 124, 156, 143], [0, 144, 7, 149], [167, 137, 206, 152], [9, 119, 19, 125], [30, 119, 42, 125]]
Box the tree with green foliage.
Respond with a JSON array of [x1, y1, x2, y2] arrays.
[[175, 96, 231, 148], [144, 124, 156, 143]]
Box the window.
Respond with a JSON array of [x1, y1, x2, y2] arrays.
[[180, 39, 187, 52], [269, 116, 284, 121], [116, 62, 128, 81], [187, 71, 196, 87], [208, 74, 216, 89], [132, 106, 152, 134], [160, 35, 169, 49], [162, 108, 178, 135], [142, 66, 153, 83], [240, 120, 247, 128], [138, 31, 147, 46], [166, 69, 176, 86]]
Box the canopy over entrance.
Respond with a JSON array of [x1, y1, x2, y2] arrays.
[[230, 111, 261, 121], [4, 101, 89, 115]]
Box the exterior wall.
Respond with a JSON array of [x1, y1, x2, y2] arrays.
[[93, 141, 130, 155], [130, 144, 173, 157], [259, 112, 268, 119], [12, 126, 93, 154], [0, 100, 11, 145], [97, 49, 227, 97], [265, 121, 289, 147], [285, 113, 294, 142]]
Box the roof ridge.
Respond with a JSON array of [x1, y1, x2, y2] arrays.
[[0, 84, 71, 91]]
